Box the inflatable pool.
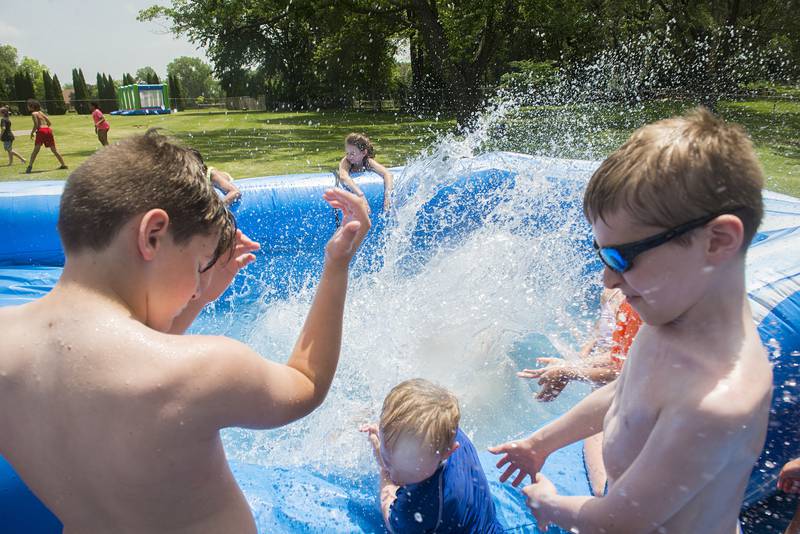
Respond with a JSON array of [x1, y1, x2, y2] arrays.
[[1, 152, 798, 533]]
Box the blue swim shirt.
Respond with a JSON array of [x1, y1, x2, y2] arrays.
[[388, 428, 503, 533]]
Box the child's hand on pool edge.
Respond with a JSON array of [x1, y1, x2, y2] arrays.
[[324, 188, 371, 267], [523, 473, 559, 532], [198, 229, 260, 304]]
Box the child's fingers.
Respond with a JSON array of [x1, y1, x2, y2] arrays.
[[536, 357, 561, 365], [499, 464, 518, 483], [517, 369, 542, 379], [511, 470, 528, 487]]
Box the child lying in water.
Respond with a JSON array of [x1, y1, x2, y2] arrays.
[[361, 379, 502, 533]]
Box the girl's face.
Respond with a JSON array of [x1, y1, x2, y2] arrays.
[[345, 143, 367, 165]]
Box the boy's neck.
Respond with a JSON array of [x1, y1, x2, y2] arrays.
[[56, 249, 144, 320], [661, 259, 751, 344]]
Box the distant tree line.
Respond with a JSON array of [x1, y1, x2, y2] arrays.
[[139, 0, 800, 117]]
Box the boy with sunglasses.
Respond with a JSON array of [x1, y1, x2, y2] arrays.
[[490, 107, 771, 533]]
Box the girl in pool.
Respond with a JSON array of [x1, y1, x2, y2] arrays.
[[337, 133, 393, 214]]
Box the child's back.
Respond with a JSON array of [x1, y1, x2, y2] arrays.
[[0, 295, 255, 533]]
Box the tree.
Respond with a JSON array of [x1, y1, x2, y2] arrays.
[[13, 71, 35, 114], [167, 73, 185, 111], [136, 66, 161, 85], [166, 56, 219, 100], [72, 68, 91, 114], [122, 72, 135, 86], [50, 74, 67, 115], [43, 70, 55, 111], [17, 57, 49, 100], [0, 45, 19, 101]]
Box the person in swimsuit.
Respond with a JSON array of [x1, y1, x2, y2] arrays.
[[90, 102, 110, 146], [337, 133, 393, 214], [189, 149, 242, 206], [26, 99, 67, 173], [361, 379, 503, 533], [0, 106, 26, 166], [517, 287, 642, 496]]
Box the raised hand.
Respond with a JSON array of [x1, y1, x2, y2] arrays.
[[488, 436, 549, 487], [199, 229, 260, 304], [323, 188, 371, 267], [359, 423, 384, 467]]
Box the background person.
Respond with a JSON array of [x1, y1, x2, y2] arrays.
[[90, 102, 110, 146], [25, 99, 67, 173], [0, 106, 26, 166], [337, 132, 394, 214]]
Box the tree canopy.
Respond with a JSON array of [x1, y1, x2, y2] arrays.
[[139, 0, 799, 115]]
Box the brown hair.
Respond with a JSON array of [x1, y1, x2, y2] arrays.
[[345, 133, 375, 159], [0, 106, 9, 117], [58, 129, 236, 268], [583, 107, 764, 247], [380, 379, 460, 455], [27, 99, 41, 111]]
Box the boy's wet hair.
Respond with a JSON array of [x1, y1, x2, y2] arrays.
[[345, 133, 375, 158], [380, 378, 459, 455], [583, 107, 764, 248], [58, 129, 236, 268], [27, 99, 41, 111]]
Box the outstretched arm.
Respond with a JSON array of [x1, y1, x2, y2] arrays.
[[210, 169, 242, 206], [367, 158, 393, 210], [525, 405, 743, 533], [489, 380, 617, 486], [187, 188, 371, 431], [337, 157, 365, 197]]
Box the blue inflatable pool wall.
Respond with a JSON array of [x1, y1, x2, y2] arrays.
[[1, 152, 798, 532]]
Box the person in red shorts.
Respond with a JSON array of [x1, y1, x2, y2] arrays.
[[25, 99, 67, 174], [90, 102, 110, 146]]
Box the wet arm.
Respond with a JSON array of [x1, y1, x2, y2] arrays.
[[338, 158, 364, 197], [210, 170, 241, 205], [368, 159, 393, 202], [380, 469, 399, 531], [535, 408, 736, 533], [534, 380, 617, 451]]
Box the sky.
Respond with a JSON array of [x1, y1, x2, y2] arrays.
[[0, 0, 209, 83]]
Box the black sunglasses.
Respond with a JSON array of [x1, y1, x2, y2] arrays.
[[593, 209, 744, 273]]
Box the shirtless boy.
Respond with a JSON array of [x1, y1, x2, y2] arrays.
[[490, 108, 772, 533], [26, 98, 67, 173], [0, 130, 370, 533]]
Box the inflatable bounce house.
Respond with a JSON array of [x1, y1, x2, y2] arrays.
[[111, 83, 171, 116], [0, 153, 798, 533]]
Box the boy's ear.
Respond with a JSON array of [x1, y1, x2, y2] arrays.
[[706, 214, 744, 263], [442, 441, 460, 461], [137, 209, 170, 261]]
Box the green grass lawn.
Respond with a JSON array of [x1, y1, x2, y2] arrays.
[[2, 99, 798, 197]]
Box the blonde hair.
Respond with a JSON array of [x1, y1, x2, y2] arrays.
[[380, 379, 460, 455], [583, 107, 764, 247]]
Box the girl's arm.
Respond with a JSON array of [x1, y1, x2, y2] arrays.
[[368, 158, 393, 208], [210, 169, 242, 206], [30, 114, 39, 136], [42, 113, 51, 127], [337, 157, 365, 197]]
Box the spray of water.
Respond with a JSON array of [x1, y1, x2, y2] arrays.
[[218, 98, 601, 475]]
